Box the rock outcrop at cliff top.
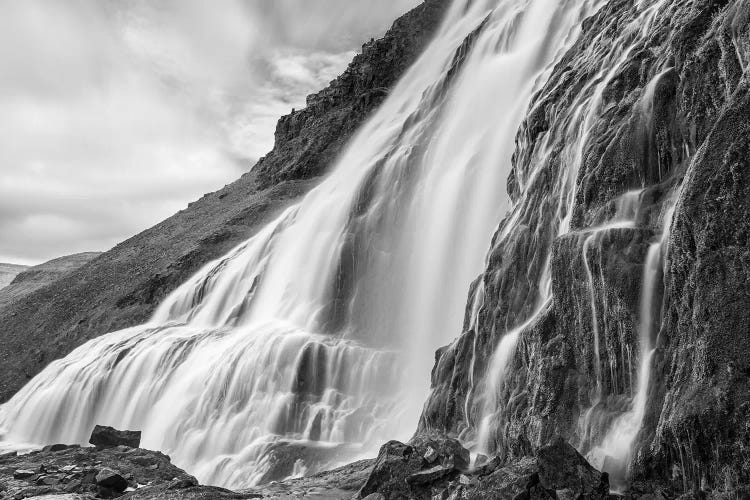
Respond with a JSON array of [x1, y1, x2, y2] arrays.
[[0, 0, 450, 403], [420, 0, 750, 495]]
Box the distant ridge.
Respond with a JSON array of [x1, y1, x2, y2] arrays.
[[0, 263, 28, 290], [0, 252, 102, 309]]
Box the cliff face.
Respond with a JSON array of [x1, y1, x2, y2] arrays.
[[0, 0, 450, 403], [420, 0, 750, 493]]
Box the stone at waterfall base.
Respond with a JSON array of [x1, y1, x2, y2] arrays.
[[0, 443, 255, 500], [89, 426, 141, 449], [354, 435, 609, 500]]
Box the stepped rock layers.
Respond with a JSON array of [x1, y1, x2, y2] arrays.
[[420, 0, 750, 494], [0, 0, 449, 403]]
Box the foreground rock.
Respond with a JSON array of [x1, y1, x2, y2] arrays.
[[89, 426, 141, 449], [0, 444, 254, 499], [355, 435, 608, 500], [0, 434, 650, 499]]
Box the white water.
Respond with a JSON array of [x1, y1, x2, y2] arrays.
[[586, 203, 675, 486], [0, 0, 603, 489]]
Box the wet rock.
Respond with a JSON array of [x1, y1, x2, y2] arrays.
[[423, 447, 439, 465], [11, 471, 34, 480], [410, 434, 470, 471], [253, 440, 359, 484], [167, 474, 199, 490], [36, 475, 60, 486], [95, 468, 128, 491], [362, 494, 386, 500], [406, 465, 455, 486], [536, 437, 609, 498], [359, 441, 424, 499], [89, 425, 141, 449]]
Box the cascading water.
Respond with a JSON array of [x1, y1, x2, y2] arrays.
[[468, 0, 681, 481], [464, 1, 689, 486], [0, 0, 605, 489]]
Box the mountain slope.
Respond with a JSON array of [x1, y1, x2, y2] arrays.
[[0, 264, 27, 290], [0, 252, 101, 309], [0, 0, 450, 403]]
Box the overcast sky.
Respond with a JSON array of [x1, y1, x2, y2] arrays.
[[0, 0, 420, 265]]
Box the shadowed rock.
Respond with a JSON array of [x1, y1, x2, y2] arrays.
[[89, 425, 141, 449]]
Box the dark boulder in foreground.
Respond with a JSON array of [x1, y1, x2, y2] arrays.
[[0, 442, 252, 499], [356, 435, 608, 500], [89, 425, 141, 449]]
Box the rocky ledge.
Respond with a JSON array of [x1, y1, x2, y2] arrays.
[[0, 426, 257, 500], [1, 427, 617, 500]]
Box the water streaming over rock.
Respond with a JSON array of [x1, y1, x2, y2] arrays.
[[419, 0, 688, 487], [0, 0, 606, 489]]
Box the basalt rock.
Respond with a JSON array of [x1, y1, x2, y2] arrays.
[[0, 443, 202, 499], [89, 426, 141, 450], [354, 436, 608, 500]]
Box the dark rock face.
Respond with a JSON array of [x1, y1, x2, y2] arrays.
[[89, 426, 141, 449], [356, 436, 607, 500], [359, 441, 428, 499], [0, 0, 451, 404], [420, 0, 750, 496], [535, 437, 609, 499], [96, 467, 129, 493]]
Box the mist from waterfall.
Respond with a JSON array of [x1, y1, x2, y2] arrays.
[[0, 0, 603, 489]]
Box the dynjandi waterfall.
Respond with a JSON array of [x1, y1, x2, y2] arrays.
[[0, 0, 675, 488]]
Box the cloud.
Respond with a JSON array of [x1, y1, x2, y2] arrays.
[[0, 0, 421, 265]]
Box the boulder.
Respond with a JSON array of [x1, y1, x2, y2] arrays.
[[89, 425, 141, 449], [95, 467, 128, 491], [405, 465, 455, 486], [359, 441, 424, 499], [42, 443, 75, 452], [409, 434, 470, 470], [12, 469, 35, 479], [536, 436, 609, 499]]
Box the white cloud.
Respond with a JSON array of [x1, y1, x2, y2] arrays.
[[0, 0, 421, 265]]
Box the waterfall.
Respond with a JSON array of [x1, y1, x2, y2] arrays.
[[468, 0, 679, 475], [0, 0, 603, 489], [586, 203, 675, 487]]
